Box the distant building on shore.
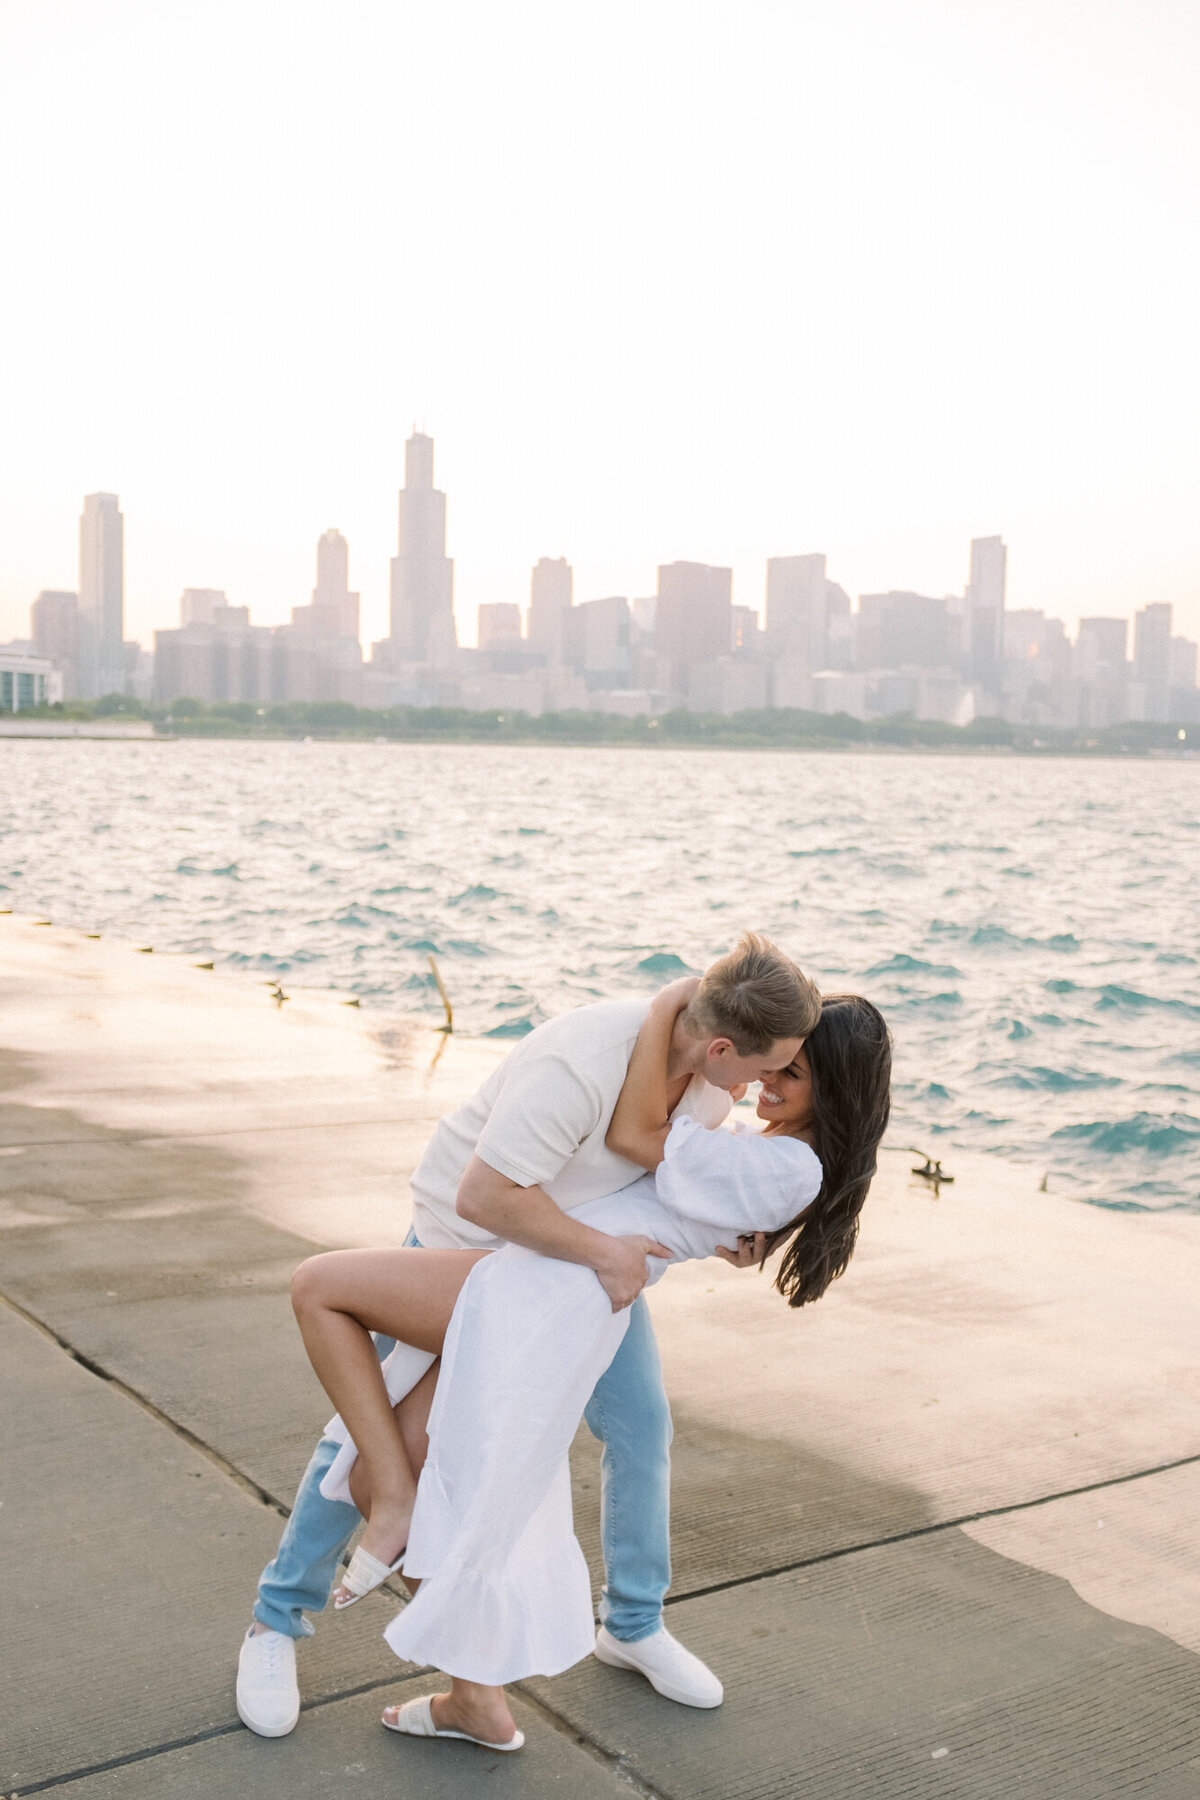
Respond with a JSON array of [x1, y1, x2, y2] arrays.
[[655, 562, 732, 694], [78, 493, 128, 699], [31, 591, 80, 699], [1133, 602, 1173, 723], [298, 528, 361, 642], [0, 646, 62, 711], [477, 603, 523, 653], [765, 553, 830, 669], [963, 535, 1007, 699], [153, 530, 366, 707], [384, 431, 457, 667], [527, 557, 572, 665]]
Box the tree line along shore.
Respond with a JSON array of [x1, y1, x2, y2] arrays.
[[15, 696, 1198, 755]]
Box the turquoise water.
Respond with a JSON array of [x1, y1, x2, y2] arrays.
[[2, 739, 1197, 1213]]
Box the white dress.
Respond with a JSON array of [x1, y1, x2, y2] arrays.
[[330, 1116, 821, 1686]]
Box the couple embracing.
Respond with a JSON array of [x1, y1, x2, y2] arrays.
[[237, 932, 891, 1754]]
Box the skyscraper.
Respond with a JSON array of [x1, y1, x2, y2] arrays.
[[527, 557, 573, 664], [1076, 617, 1127, 670], [765, 554, 829, 667], [731, 605, 761, 651], [655, 562, 732, 694], [31, 590, 80, 697], [856, 592, 952, 671], [316, 527, 349, 599], [477, 603, 523, 651], [303, 528, 360, 641], [388, 432, 456, 664], [1074, 617, 1129, 728], [1133, 602, 1172, 721], [78, 493, 125, 697], [564, 596, 631, 687], [179, 589, 230, 625], [964, 536, 1007, 694]]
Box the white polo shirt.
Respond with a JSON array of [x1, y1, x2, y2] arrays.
[[409, 998, 733, 1250]]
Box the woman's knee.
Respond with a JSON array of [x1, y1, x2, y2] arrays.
[[291, 1253, 335, 1319]]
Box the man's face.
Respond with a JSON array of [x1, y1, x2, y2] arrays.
[[701, 1035, 805, 1093]]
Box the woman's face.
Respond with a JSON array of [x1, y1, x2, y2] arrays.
[[755, 1045, 815, 1135]]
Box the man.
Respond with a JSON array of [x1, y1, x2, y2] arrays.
[[238, 931, 820, 1736]]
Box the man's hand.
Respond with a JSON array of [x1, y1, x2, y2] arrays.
[[594, 1234, 674, 1312], [714, 1231, 768, 1269]]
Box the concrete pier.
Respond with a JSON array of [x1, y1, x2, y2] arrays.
[[3, 914, 1199, 1797]]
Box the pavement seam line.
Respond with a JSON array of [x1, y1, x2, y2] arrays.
[[3, 1673, 443, 1796], [0, 1288, 290, 1520], [508, 1683, 674, 1800], [7, 1674, 663, 1799], [7, 1280, 1200, 1597], [664, 1445, 1200, 1607], [5, 1722, 247, 1796]]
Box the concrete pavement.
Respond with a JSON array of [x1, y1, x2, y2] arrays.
[[2, 914, 1200, 1797]]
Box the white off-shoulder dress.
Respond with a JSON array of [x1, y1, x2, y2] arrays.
[[332, 1115, 821, 1687]]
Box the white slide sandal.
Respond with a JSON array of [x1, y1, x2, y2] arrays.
[[382, 1695, 524, 1752], [332, 1544, 405, 1609]]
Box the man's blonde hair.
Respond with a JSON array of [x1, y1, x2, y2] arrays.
[[682, 932, 821, 1055]]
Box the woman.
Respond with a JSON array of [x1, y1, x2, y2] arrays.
[[290, 980, 891, 1752]]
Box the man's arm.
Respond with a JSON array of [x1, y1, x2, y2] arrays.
[[456, 1157, 670, 1312]]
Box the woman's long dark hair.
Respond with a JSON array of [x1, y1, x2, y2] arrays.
[[764, 993, 892, 1308]]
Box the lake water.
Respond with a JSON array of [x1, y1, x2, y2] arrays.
[[2, 738, 1197, 1214]]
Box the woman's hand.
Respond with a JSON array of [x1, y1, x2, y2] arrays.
[[594, 1234, 674, 1311], [714, 1231, 768, 1269], [651, 975, 701, 1016]]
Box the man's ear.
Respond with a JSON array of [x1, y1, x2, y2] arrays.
[[705, 1037, 735, 1063]]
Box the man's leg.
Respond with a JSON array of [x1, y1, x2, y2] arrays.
[[238, 1420, 385, 1737], [584, 1295, 671, 1642], [251, 1424, 380, 1638], [238, 1242, 416, 1735], [583, 1296, 722, 1707]]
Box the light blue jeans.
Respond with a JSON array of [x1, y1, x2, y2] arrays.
[[254, 1235, 672, 1644]]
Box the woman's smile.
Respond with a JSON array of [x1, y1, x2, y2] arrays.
[[753, 1047, 816, 1135]]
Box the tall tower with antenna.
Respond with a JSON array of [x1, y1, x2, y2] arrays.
[[388, 430, 456, 664]]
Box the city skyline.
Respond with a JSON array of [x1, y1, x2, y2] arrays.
[[3, 2, 1199, 649], [13, 442, 1195, 732], [2, 464, 1187, 656]]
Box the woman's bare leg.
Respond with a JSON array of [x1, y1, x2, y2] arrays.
[[290, 1247, 486, 1586], [347, 1361, 442, 1582], [294, 1249, 515, 1742]]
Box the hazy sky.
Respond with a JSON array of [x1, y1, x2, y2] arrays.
[[3, 0, 1198, 650]]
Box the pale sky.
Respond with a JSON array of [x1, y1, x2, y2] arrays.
[[2, 0, 1199, 651]]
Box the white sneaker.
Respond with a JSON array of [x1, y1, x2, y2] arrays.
[[594, 1624, 723, 1708], [236, 1626, 300, 1737]]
